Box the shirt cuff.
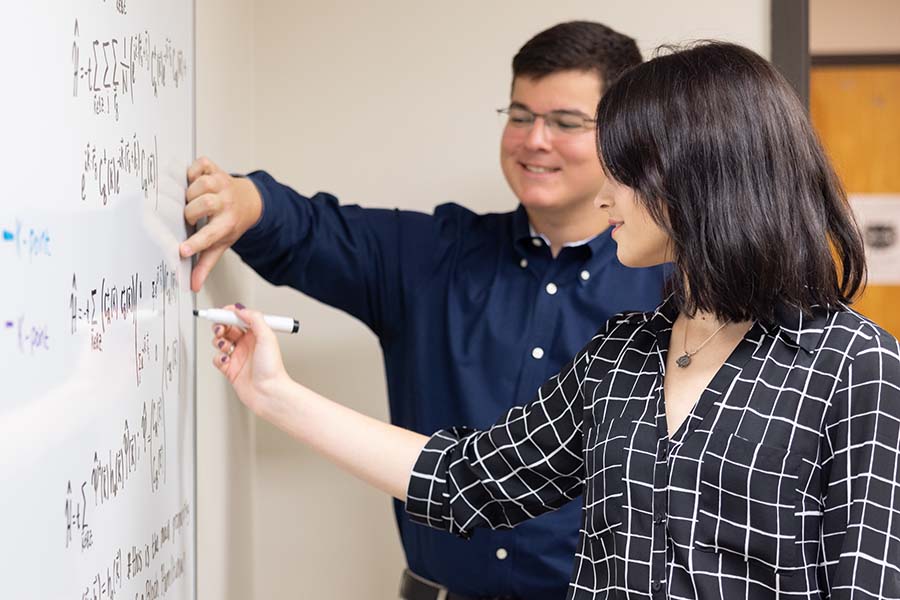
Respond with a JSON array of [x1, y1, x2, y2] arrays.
[[405, 428, 474, 539], [234, 171, 274, 246]]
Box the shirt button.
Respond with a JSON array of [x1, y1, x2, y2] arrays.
[[654, 513, 666, 525], [531, 347, 544, 360], [580, 270, 590, 281], [651, 581, 662, 592], [519, 258, 528, 268], [545, 282, 558, 295], [495, 548, 508, 560], [531, 238, 542, 247]]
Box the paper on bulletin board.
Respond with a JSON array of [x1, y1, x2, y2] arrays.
[[849, 195, 900, 285]]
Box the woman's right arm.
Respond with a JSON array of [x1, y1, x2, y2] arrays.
[[212, 305, 428, 501], [213, 304, 603, 533]]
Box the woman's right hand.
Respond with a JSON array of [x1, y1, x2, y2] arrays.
[[211, 304, 293, 422]]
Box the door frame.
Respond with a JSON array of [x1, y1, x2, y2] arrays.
[[771, 0, 810, 107]]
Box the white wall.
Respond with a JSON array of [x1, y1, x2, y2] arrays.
[[194, 1, 257, 599], [237, 2, 772, 599], [810, 0, 900, 54]]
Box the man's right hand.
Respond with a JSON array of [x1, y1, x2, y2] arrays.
[[181, 157, 263, 292]]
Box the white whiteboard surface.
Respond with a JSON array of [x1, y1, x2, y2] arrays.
[[0, 1, 196, 599]]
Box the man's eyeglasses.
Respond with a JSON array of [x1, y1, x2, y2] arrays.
[[497, 105, 596, 135]]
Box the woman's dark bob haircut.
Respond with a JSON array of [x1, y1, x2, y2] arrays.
[[597, 42, 866, 323]]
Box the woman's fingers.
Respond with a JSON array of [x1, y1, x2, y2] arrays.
[[211, 321, 244, 343], [209, 307, 252, 372], [232, 305, 276, 344], [212, 350, 230, 370], [211, 335, 237, 356]]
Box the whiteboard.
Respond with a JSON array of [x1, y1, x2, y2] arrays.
[[0, 1, 196, 599]]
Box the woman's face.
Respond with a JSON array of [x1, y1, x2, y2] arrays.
[[595, 177, 672, 268]]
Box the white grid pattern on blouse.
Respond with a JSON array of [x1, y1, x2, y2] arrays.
[[406, 297, 900, 599]]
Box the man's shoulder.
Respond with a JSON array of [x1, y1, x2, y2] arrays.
[[429, 203, 517, 246], [433, 202, 516, 225]]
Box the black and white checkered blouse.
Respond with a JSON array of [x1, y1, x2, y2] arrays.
[[406, 297, 900, 599]]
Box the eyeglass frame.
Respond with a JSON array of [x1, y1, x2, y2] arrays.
[[496, 103, 597, 135]]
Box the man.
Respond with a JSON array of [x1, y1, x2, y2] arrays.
[[182, 21, 666, 600]]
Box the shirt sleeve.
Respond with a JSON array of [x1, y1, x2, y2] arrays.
[[821, 328, 900, 598], [231, 170, 434, 339], [404, 327, 607, 537]]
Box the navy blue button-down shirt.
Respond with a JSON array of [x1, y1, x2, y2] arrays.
[[233, 170, 667, 599]]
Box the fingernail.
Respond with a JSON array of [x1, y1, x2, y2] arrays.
[[181, 244, 192, 257], [214, 325, 222, 335], [217, 340, 225, 349], [235, 303, 246, 310], [221, 355, 228, 363]]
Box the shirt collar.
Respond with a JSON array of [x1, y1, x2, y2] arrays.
[[645, 295, 830, 355], [512, 204, 613, 257], [528, 224, 595, 249], [761, 302, 830, 354]]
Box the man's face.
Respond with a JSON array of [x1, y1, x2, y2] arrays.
[[500, 70, 605, 216]]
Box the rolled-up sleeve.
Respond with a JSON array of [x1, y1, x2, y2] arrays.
[[406, 338, 597, 537]]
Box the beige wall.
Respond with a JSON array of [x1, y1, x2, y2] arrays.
[[194, 1, 257, 599], [811, 0, 900, 54], [245, 2, 771, 599]]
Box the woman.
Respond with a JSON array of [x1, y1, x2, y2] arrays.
[[210, 42, 900, 599]]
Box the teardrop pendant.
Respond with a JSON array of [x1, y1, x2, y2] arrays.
[[675, 354, 692, 368]]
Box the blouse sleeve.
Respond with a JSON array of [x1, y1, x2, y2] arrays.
[[403, 320, 618, 538], [821, 328, 900, 598]]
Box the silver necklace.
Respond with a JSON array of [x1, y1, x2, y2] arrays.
[[675, 318, 731, 368]]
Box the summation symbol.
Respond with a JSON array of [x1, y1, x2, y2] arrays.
[[71, 18, 189, 121]]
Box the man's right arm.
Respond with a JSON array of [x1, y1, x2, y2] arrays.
[[182, 157, 431, 338]]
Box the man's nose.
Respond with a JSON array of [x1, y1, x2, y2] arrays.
[[523, 117, 552, 150]]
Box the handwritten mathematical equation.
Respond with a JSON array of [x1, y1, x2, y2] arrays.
[[1, 219, 51, 261], [91, 396, 167, 506], [136, 336, 179, 393], [71, 19, 189, 121], [65, 399, 168, 552], [80, 134, 158, 208], [69, 271, 141, 340], [151, 261, 179, 312], [81, 548, 122, 600], [80, 550, 186, 600], [72, 503, 190, 600]]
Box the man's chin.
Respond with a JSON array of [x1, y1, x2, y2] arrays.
[[518, 196, 567, 213]]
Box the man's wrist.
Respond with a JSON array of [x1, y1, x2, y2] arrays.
[[238, 176, 264, 231]]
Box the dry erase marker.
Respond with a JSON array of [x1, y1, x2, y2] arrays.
[[193, 308, 300, 333]]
